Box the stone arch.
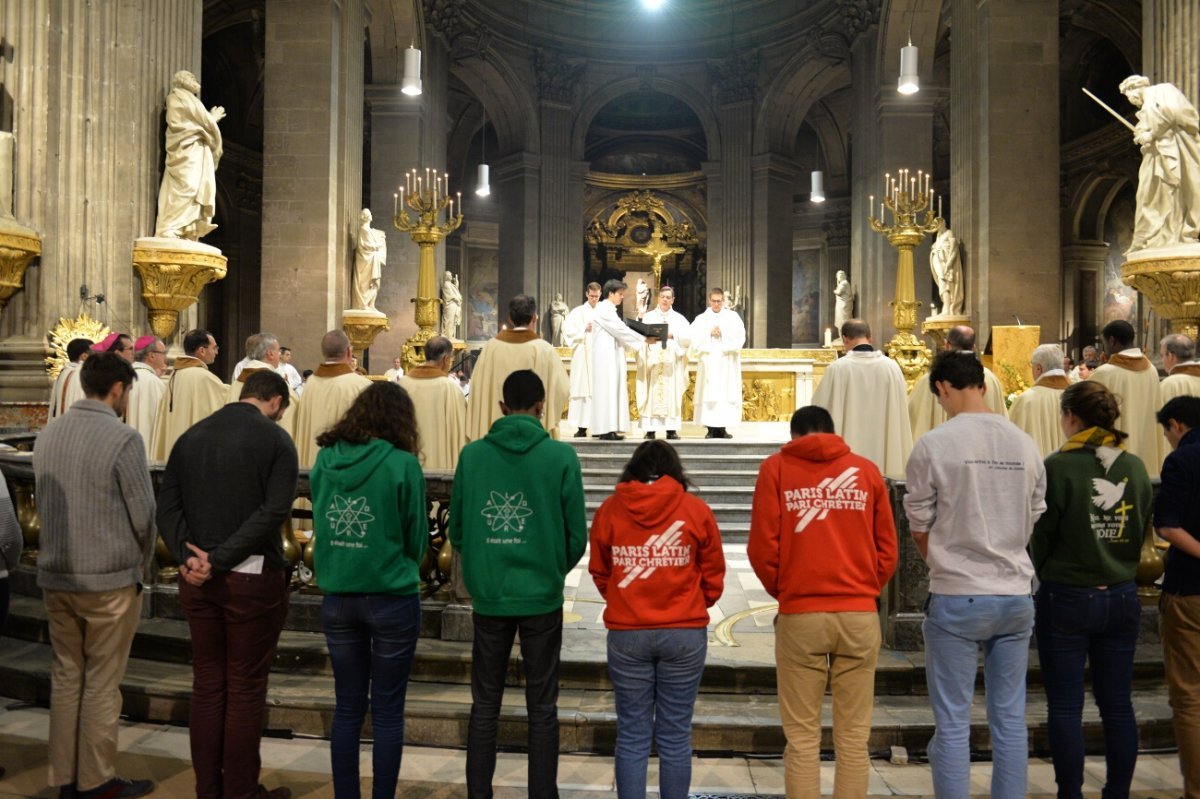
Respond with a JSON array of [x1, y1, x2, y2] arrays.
[[572, 78, 721, 162], [1070, 173, 1133, 243], [365, 0, 420, 85], [451, 57, 539, 155], [754, 53, 851, 155], [876, 0, 943, 87]]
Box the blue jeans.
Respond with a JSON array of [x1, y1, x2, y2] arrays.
[[607, 628, 708, 799], [322, 593, 422, 799], [1035, 581, 1140, 799], [923, 593, 1034, 799]]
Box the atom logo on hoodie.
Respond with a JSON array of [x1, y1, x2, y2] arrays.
[[481, 490, 534, 533]]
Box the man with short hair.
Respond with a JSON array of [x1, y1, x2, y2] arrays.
[[158, 370, 298, 799], [292, 330, 371, 468], [904, 351, 1046, 799], [278, 347, 303, 393], [126, 336, 168, 459], [94, 333, 135, 362], [562, 282, 602, 437], [1009, 343, 1070, 457], [589, 279, 649, 441], [397, 335, 467, 470], [229, 333, 262, 383], [450, 369, 587, 799], [1159, 334, 1200, 466], [636, 286, 691, 440], [908, 325, 1006, 440], [35, 352, 157, 799], [812, 319, 912, 479], [465, 294, 570, 442], [1154, 395, 1200, 799], [690, 287, 745, 439], [383, 355, 404, 382], [151, 329, 227, 462], [748, 405, 897, 798], [225, 333, 300, 439], [49, 338, 93, 419], [1089, 319, 1162, 476], [1069, 344, 1101, 382]]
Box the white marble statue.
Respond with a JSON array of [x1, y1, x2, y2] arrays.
[[352, 208, 386, 311], [442, 271, 462, 339], [154, 70, 224, 240], [1119, 75, 1200, 253], [726, 284, 742, 312], [833, 270, 855, 330], [930, 222, 964, 316], [635, 278, 650, 319], [550, 293, 569, 346]]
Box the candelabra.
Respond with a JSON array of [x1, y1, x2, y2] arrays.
[[868, 168, 942, 389], [393, 167, 463, 372]]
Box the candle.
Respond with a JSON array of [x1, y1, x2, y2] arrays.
[[925, 173, 930, 195], [393, 192, 398, 216], [457, 191, 462, 214], [880, 201, 884, 220], [884, 173, 890, 197], [938, 195, 943, 218], [448, 197, 453, 219], [869, 194, 874, 217], [824, 327, 833, 347]]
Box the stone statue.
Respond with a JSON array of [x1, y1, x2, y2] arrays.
[[550, 293, 569, 346], [154, 70, 224, 240], [635, 278, 650, 319], [726, 284, 742, 312], [1119, 75, 1200, 253], [833, 270, 854, 330], [929, 222, 964, 316], [441, 271, 462, 339], [352, 208, 386, 311]]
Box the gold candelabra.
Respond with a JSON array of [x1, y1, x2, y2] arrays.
[[868, 168, 942, 389], [393, 167, 463, 372]]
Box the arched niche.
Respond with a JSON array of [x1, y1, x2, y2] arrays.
[[572, 78, 721, 162]]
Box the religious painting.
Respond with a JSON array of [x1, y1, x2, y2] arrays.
[[465, 246, 499, 341], [791, 248, 822, 345], [1102, 194, 1138, 324]]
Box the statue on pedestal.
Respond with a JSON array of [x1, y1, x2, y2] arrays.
[[442, 271, 462, 339], [833, 270, 854, 330], [550, 293, 569, 346], [352, 208, 386, 311], [930, 222, 964, 316], [635, 278, 650, 319], [726, 284, 742, 312], [1119, 75, 1200, 253], [154, 70, 224, 241]]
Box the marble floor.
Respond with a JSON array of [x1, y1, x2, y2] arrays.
[[0, 699, 1185, 799]]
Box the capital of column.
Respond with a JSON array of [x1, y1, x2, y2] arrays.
[[495, 151, 543, 182]]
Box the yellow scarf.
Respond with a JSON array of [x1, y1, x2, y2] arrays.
[[1059, 426, 1122, 453]]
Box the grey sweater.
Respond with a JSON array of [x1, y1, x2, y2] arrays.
[[34, 399, 157, 592], [0, 478, 20, 579]]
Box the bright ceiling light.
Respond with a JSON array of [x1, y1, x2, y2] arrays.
[[641, 0, 666, 10], [401, 45, 422, 96], [898, 40, 919, 94]]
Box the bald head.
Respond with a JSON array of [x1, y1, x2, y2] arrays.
[[946, 325, 976, 352], [840, 319, 871, 346], [321, 330, 353, 361]]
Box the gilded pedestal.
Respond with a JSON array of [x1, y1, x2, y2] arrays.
[[132, 237, 228, 339], [1122, 245, 1200, 341], [921, 314, 971, 352], [0, 218, 40, 313], [342, 309, 390, 357]]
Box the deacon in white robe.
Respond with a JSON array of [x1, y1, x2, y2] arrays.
[[293, 330, 372, 468], [908, 325, 1006, 440], [397, 336, 467, 471], [49, 338, 93, 419], [562, 282, 601, 436], [151, 329, 227, 462], [227, 334, 300, 440], [1088, 320, 1162, 477], [636, 286, 691, 438], [812, 319, 912, 479], [465, 294, 570, 442], [589, 281, 649, 440], [126, 336, 168, 460], [689, 288, 746, 438], [1009, 344, 1070, 458], [1157, 334, 1200, 465], [383, 357, 405, 383]]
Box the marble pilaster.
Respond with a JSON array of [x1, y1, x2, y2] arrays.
[[495, 152, 541, 312], [1144, 0, 1200, 104], [710, 101, 755, 342], [751, 154, 799, 347], [536, 102, 586, 337]]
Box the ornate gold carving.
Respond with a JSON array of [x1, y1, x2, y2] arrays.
[[132, 244, 228, 339], [0, 227, 40, 313], [921, 314, 971, 352], [627, 370, 640, 421], [342, 310, 390, 360], [1122, 254, 1200, 341], [884, 332, 933, 392], [741, 376, 793, 422], [14, 483, 39, 565], [45, 313, 111, 379], [681, 371, 697, 421]]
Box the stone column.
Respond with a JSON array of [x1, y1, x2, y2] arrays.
[[712, 100, 755, 341], [751, 154, 799, 347], [1144, 0, 1200, 103], [0, 0, 201, 401], [495, 152, 541, 311], [536, 104, 584, 335], [260, 0, 367, 368]]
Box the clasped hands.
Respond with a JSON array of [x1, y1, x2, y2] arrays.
[[179, 541, 213, 587]]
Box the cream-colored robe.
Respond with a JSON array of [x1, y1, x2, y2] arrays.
[[227, 360, 301, 440], [49, 361, 86, 419], [562, 301, 598, 429], [126, 361, 166, 460], [151, 357, 228, 462], [813, 349, 912, 479], [689, 307, 745, 428], [293, 363, 372, 468], [636, 307, 691, 432], [909, 364, 1008, 440], [398, 365, 467, 471], [1088, 349, 1162, 477], [1157, 362, 1200, 465], [1009, 373, 1070, 458], [465, 329, 570, 441]]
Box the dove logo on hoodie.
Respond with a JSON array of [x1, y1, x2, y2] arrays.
[[1090, 477, 1134, 540]]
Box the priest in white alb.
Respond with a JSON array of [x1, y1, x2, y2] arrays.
[[151, 329, 228, 462], [689, 287, 745, 439], [397, 335, 467, 470], [562, 282, 601, 437], [589, 279, 650, 441], [636, 286, 691, 440], [49, 338, 93, 419], [1088, 319, 1162, 477], [226, 332, 300, 439], [1157, 333, 1200, 465], [465, 294, 569, 441], [1009, 343, 1070, 457], [293, 329, 371, 468], [812, 319, 912, 479], [126, 336, 167, 459], [908, 325, 1006, 440]]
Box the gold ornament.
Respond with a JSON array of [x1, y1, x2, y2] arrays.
[[45, 313, 111, 379], [131, 243, 228, 339], [1122, 253, 1200, 342]]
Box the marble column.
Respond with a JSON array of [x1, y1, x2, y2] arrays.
[[495, 152, 541, 313], [751, 154, 799, 347], [0, 0, 201, 401], [536, 102, 586, 338], [260, 0, 367, 368], [1144, 0, 1200, 104], [709, 101, 755, 341]]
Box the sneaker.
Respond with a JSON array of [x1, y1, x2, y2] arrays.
[[77, 777, 155, 799], [256, 787, 292, 799]]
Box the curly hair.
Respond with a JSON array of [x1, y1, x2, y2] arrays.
[[316, 381, 420, 455]]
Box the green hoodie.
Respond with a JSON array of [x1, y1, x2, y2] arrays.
[[449, 413, 587, 616], [311, 438, 427, 595]]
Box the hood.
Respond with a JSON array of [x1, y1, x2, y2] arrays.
[[780, 432, 851, 463], [613, 475, 686, 527], [484, 413, 549, 454], [318, 438, 397, 491]]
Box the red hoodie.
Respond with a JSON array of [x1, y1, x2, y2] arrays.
[[589, 475, 725, 630], [748, 433, 898, 613]]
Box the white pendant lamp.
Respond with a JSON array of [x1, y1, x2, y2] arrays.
[[401, 45, 423, 96], [898, 37, 919, 94], [476, 108, 490, 196], [810, 171, 826, 203], [476, 164, 490, 197]]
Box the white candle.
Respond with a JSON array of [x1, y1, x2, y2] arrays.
[[448, 197, 453, 219], [824, 327, 833, 347], [457, 191, 462, 214], [393, 193, 398, 216], [938, 195, 943, 218], [869, 194, 874, 217], [880, 201, 884, 220]]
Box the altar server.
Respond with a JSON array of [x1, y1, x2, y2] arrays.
[[49, 338, 92, 419], [689, 288, 745, 439], [562, 282, 601, 437], [1009, 344, 1070, 458], [589, 280, 649, 441], [637, 286, 691, 440]]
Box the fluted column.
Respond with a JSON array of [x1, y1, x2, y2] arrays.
[[0, 0, 201, 401], [1144, 0, 1199, 104], [751, 154, 799, 347], [950, 0, 980, 321], [708, 101, 754, 340], [536, 102, 585, 336], [495, 152, 541, 310]]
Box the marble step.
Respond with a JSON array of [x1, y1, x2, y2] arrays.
[[584, 485, 755, 506], [582, 467, 762, 487], [584, 500, 752, 531], [0, 636, 1175, 757]]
